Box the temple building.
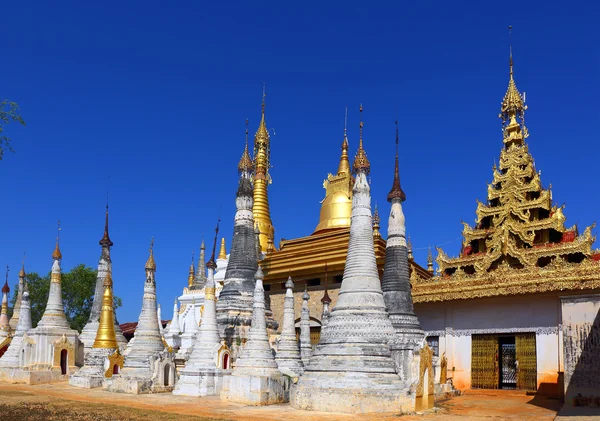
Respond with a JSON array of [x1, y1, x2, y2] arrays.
[[410, 52, 600, 397]]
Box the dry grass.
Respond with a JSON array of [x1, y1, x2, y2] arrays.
[[0, 389, 231, 421]]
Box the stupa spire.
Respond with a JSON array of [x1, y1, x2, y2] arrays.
[[0, 278, 31, 369], [218, 238, 227, 260], [299, 286, 313, 365], [92, 268, 119, 349], [337, 107, 351, 175], [0, 266, 10, 332], [9, 255, 26, 330], [193, 240, 207, 289], [275, 275, 304, 376], [37, 222, 71, 329], [187, 252, 195, 288], [80, 206, 126, 354], [252, 87, 276, 252], [352, 104, 370, 175], [381, 125, 423, 379], [292, 122, 404, 413], [320, 266, 332, 328], [238, 119, 253, 175]]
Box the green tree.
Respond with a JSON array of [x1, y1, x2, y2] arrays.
[[0, 100, 26, 160], [9, 264, 122, 332]]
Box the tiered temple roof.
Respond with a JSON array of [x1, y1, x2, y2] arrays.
[[412, 54, 600, 302]]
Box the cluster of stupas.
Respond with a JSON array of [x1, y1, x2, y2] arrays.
[[1, 46, 595, 414]]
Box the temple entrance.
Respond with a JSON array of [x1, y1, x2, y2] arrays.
[[499, 337, 517, 389], [471, 333, 537, 391], [113, 364, 119, 375], [223, 353, 230, 369], [60, 349, 68, 375]]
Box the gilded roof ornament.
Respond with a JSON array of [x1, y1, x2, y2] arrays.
[[238, 119, 254, 174], [52, 220, 62, 261], [373, 204, 381, 239], [427, 247, 434, 273], [145, 237, 156, 271], [352, 104, 371, 175], [99, 204, 114, 248], [387, 120, 406, 202]]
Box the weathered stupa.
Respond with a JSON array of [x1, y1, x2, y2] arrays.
[[8, 260, 25, 330], [223, 266, 286, 405], [299, 287, 313, 365], [69, 267, 124, 388], [174, 223, 232, 397], [0, 278, 31, 370], [175, 298, 198, 361], [104, 240, 175, 394], [274, 276, 304, 377], [292, 109, 408, 413], [381, 123, 424, 383], [217, 132, 277, 355], [79, 206, 127, 354]]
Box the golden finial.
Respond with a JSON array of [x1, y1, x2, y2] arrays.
[[373, 204, 381, 239], [500, 26, 528, 141], [352, 104, 370, 174], [407, 236, 414, 260], [238, 119, 254, 174], [99, 204, 114, 248], [2, 266, 9, 294], [267, 236, 275, 253], [187, 251, 195, 288], [19, 252, 26, 278], [387, 120, 406, 202], [52, 220, 62, 261], [337, 107, 351, 176], [427, 247, 434, 273], [218, 237, 227, 260], [145, 237, 156, 271]]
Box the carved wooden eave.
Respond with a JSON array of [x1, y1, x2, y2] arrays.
[[412, 258, 600, 303]]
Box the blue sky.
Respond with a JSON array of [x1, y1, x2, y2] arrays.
[[1, 1, 598, 323]]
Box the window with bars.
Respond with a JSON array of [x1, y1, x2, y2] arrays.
[[427, 336, 439, 357]]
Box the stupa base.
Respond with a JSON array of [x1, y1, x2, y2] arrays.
[[104, 375, 173, 394], [173, 368, 230, 397], [291, 371, 413, 414], [0, 368, 72, 385], [222, 373, 288, 405]]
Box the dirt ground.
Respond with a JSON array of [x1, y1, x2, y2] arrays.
[[0, 383, 594, 421]]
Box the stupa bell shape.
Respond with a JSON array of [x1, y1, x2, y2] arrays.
[[192, 241, 207, 289], [292, 126, 407, 413], [164, 298, 181, 349], [0, 272, 11, 338], [299, 287, 313, 365], [274, 277, 304, 377], [80, 206, 127, 354]]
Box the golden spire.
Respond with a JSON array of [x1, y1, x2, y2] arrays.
[[407, 236, 414, 261], [373, 204, 381, 239], [52, 220, 62, 261], [337, 106, 351, 176], [19, 253, 25, 278], [99, 204, 114, 248], [218, 237, 227, 260], [238, 119, 254, 174], [500, 26, 528, 143], [427, 247, 434, 274], [252, 86, 276, 252], [352, 104, 370, 174], [145, 237, 156, 271], [187, 252, 195, 288], [92, 268, 119, 349], [321, 264, 331, 304], [387, 120, 406, 202]]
